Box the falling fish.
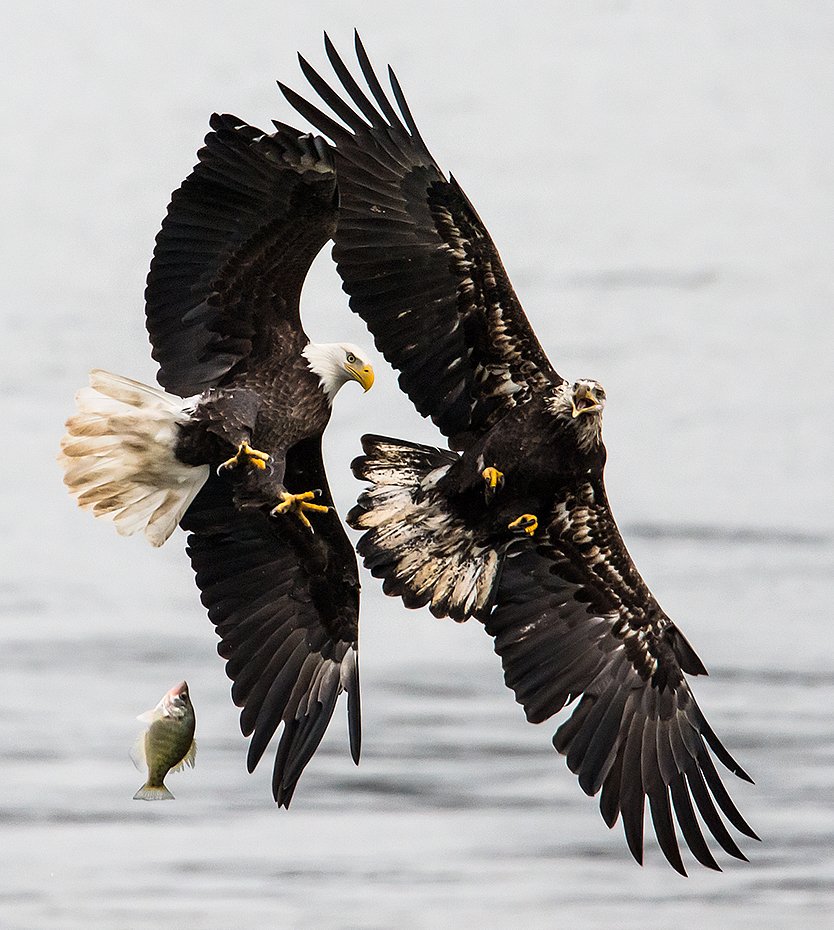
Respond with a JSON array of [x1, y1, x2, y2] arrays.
[[131, 680, 196, 800]]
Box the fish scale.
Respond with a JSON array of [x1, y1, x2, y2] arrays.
[[144, 716, 195, 789]]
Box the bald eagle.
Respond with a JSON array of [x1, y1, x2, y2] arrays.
[[59, 114, 373, 805], [281, 34, 758, 872]]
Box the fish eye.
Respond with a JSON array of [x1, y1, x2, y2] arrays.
[[346, 353, 357, 364]]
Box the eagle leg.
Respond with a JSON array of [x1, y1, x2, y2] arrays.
[[217, 442, 270, 475], [270, 490, 330, 531], [481, 466, 505, 503], [508, 513, 538, 537]]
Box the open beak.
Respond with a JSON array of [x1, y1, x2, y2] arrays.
[[346, 363, 375, 392], [571, 388, 603, 418]]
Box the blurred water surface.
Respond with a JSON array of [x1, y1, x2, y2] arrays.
[[3, 2, 833, 928]]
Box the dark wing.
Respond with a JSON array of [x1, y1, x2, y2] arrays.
[[145, 113, 337, 397], [181, 435, 361, 806], [281, 33, 561, 450], [484, 480, 757, 874]]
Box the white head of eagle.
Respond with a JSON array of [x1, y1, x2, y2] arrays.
[[302, 342, 375, 402], [546, 379, 607, 452]]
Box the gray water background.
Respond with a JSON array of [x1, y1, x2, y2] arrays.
[[3, 2, 833, 927]]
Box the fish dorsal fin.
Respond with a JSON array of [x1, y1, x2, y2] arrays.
[[170, 739, 197, 773]]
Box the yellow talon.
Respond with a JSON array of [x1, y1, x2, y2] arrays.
[[482, 466, 503, 489], [482, 466, 505, 502], [508, 513, 538, 537], [270, 490, 331, 530], [300, 503, 330, 514], [274, 490, 316, 508], [218, 442, 270, 473]]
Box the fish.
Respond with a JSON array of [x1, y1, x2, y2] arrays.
[[131, 680, 196, 800]]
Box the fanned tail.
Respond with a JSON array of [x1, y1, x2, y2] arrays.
[[58, 370, 209, 547], [348, 435, 502, 621], [133, 783, 174, 801]]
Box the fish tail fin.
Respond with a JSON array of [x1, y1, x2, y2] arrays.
[[133, 783, 175, 801], [348, 435, 502, 621], [58, 369, 210, 547]]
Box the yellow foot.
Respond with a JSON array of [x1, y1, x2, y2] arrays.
[[508, 513, 538, 537], [482, 466, 505, 503], [218, 442, 270, 474], [270, 490, 330, 531]]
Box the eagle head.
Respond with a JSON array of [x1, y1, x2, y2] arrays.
[[570, 380, 606, 419], [546, 379, 606, 451], [303, 342, 375, 401]]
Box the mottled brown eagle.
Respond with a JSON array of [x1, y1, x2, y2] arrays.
[[59, 114, 374, 805], [280, 33, 758, 872]]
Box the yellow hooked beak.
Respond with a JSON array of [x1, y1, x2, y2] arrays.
[[346, 362, 375, 392], [571, 387, 603, 418]]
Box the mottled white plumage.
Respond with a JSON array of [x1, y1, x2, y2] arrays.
[[350, 437, 501, 619]]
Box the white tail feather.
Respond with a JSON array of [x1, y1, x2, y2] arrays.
[[58, 370, 209, 547]]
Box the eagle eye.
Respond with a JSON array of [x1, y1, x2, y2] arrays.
[[346, 353, 357, 364]]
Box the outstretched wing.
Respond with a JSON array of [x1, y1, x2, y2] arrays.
[[181, 435, 361, 806], [145, 113, 337, 397], [281, 33, 561, 450], [484, 480, 757, 874]]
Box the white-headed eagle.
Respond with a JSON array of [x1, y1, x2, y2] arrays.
[[58, 114, 374, 805], [280, 33, 758, 872]]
